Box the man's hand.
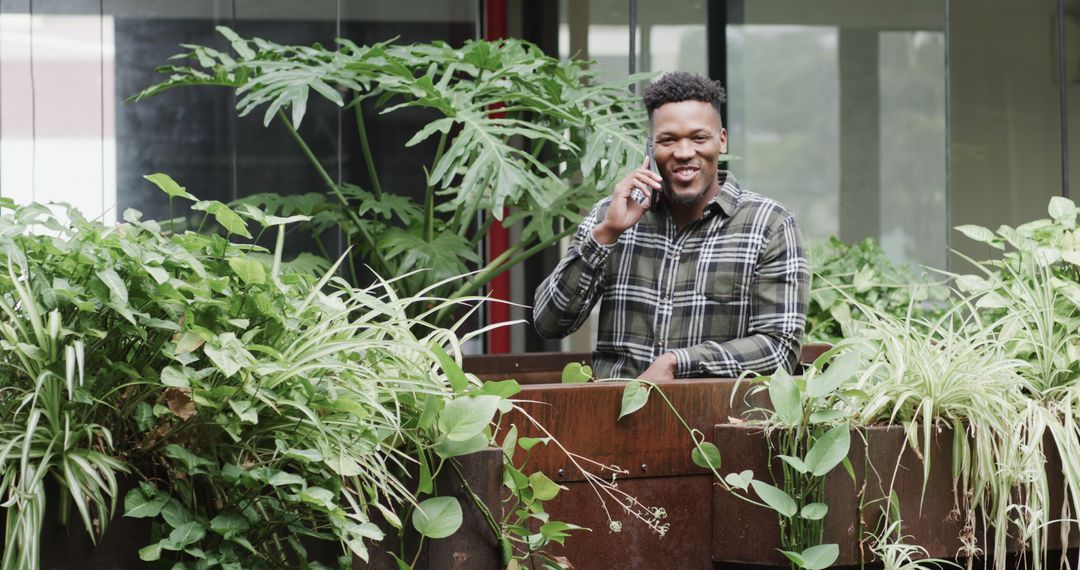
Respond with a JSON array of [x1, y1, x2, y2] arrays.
[[638, 352, 677, 381], [593, 154, 663, 245]]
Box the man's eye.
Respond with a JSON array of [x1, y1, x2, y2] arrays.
[[693, 136, 710, 142]]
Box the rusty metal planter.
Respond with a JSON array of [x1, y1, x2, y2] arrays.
[[712, 423, 1078, 568], [465, 347, 1076, 569], [712, 423, 963, 567]]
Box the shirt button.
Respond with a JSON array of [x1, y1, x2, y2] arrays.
[[658, 340, 666, 349]]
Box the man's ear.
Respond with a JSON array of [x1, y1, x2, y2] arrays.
[[719, 127, 728, 155]]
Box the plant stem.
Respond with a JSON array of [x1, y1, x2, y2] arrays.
[[424, 131, 448, 244], [352, 96, 383, 200], [448, 459, 501, 539], [434, 225, 576, 326], [277, 110, 391, 277], [468, 216, 496, 249]]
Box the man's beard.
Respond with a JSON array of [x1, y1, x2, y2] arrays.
[[664, 184, 709, 207]]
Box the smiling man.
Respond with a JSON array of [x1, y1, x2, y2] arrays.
[[533, 72, 809, 380]]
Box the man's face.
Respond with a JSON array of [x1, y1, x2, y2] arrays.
[[650, 100, 727, 208]]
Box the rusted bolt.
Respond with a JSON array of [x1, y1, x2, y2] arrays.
[[557, 469, 565, 478]]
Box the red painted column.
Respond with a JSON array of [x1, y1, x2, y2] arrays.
[[484, 0, 512, 354]]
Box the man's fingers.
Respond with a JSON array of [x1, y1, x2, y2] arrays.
[[633, 171, 662, 189], [641, 152, 650, 168]]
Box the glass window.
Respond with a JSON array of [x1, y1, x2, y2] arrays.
[[726, 0, 946, 269], [879, 31, 946, 268], [639, 1, 708, 78], [949, 0, 1063, 262], [1, 1, 115, 223], [1062, 0, 1079, 199], [1, 0, 477, 226]]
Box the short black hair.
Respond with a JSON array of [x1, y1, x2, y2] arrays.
[[643, 72, 726, 120]]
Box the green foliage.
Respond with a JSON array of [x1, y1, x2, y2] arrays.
[[560, 362, 593, 384], [738, 351, 860, 570], [807, 237, 949, 343], [496, 425, 588, 566], [617, 381, 650, 420], [411, 497, 463, 540], [866, 497, 960, 570], [614, 347, 861, 570], [0, 179, 578, 570], [953, 196, 1080, 391], [943, 195, 1080, 567], [135, 28, 648, 322]]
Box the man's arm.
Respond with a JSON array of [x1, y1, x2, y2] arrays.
[[532, 202, 614, 339], [534, 154, 662, 340], [663, 215, 809, 378]]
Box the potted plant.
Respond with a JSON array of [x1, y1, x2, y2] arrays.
[[0, 173, 679, 570], [682, 196, 1080, 568]]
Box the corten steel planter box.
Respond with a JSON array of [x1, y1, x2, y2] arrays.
[[365, 447, 505, 570], [466, 346, 1077, 569], [465, 346, 829, 570], [21, 449, 504, 570], [462, 344, 832, 386], [712, 424, 960, 568], [712, 424, 1078, 568]]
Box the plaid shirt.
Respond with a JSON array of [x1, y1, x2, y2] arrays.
[[533, 171, 809, 379]]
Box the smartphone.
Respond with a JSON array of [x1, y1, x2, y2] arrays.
[[646, 138, 663, 209]]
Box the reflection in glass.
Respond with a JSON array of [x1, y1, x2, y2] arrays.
[[1065, 0, 1080, 198], [726, 24, 841, 241], [1, 5, 115, 223], [949, 0, 1062, 262], [879, 31, 946, 268], [726, 2, 946, 270]]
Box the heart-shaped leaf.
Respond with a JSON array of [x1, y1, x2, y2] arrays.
[[438, 395, 500, 441], [618, 381, 650, 420], [411, 497, 462, 539], [768, 368, 802, 426], [691, 442, 722, 470], [750, 479, 797, 517], [800, 502, 829, 520], [804, 424, 851, 476]]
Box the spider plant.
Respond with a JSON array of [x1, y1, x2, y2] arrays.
[[870, 517, 961, 570], [0, 177, 658, 569], [0, 184, 478, 568]]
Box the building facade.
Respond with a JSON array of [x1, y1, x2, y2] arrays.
[[1, 0, 1076, 353]]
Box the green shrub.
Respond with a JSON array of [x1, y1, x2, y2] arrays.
[[0, 180, 501, 568], [134, 29, 647, 325], [807, 237, 949, 343]]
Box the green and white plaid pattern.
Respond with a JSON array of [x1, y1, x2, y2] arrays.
[[534, 172, 809, 379]]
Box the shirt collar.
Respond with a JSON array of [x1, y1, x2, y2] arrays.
[[705, 170, 740, 218]]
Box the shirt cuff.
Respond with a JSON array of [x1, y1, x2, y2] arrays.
[[578, 230, 615, 269], [670, 347, 700, 378]]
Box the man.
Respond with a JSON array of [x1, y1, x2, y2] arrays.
[[533, 72, 809, 381]]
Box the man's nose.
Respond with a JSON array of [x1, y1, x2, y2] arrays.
[[673, 140, 695, 159]]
